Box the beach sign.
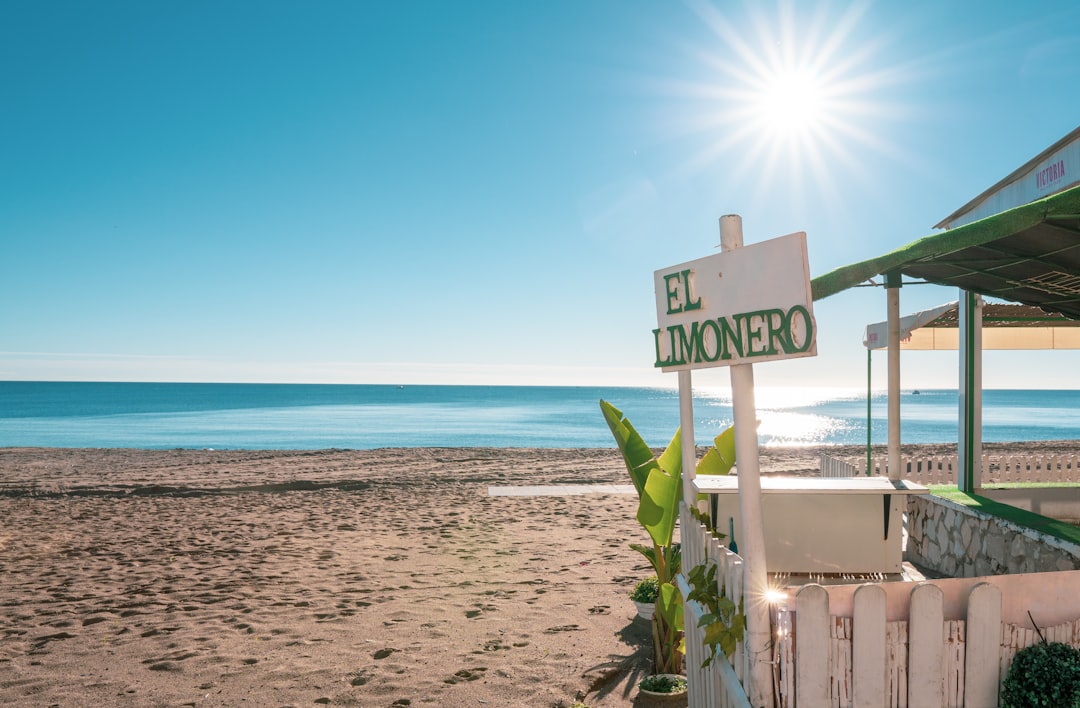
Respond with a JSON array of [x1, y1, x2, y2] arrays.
[[652, 231, 816, 371]]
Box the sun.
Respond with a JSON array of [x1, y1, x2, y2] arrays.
[[664, 1, 902, 201], [752, 66, 828, 141]]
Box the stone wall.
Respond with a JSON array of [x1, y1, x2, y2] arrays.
[[905, 495, 1080, 577]]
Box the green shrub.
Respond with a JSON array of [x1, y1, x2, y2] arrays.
[[1002, 642, 1080, 708], [639, 674, 687, 694], [629, 576, 659, 603]]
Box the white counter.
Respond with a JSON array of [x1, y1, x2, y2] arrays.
[[691, 476, 929, 574]]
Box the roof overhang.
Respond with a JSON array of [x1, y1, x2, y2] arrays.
[[935, 125, 1080, 229], [811, 184, 1080, 319], [863, 301, 1080, 350]]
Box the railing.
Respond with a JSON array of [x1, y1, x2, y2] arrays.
[[819, 453, 1080, 485], [680, 506, 751, 708], [984, 453, 1080, 483]]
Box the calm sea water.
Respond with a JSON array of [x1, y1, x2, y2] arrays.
[[1, 381, 1079, 450]]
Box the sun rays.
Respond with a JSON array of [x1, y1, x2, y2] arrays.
[[663, 0, 907, 209]]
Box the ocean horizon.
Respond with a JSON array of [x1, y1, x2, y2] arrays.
[[1, 381, 1079, 450]]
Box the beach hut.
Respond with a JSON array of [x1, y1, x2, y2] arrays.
[[812, 125, 1080, 490], [675, 127, 1080, 707]]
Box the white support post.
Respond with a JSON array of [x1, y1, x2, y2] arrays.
[[679, 370, 696, 508], [719, 215, 773, 708], [886, 273, 901, 481]]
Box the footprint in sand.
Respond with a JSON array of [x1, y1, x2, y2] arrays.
[[348, 671, 372, 686], [444, 667, 487, 684]]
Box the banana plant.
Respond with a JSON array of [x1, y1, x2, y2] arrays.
[[600, 399, 684, 674], [692, 425, 737, 539], [601, 400, 742, 675]]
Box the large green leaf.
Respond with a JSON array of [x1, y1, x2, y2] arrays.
[[656, 427, 682, 483], [600, 400, 683, 546], [657, 581, 684, 633], [599, 400, 657, 495], [628, 543, 660, 576], [696, 425, 735, 476], [638, 458, 682, 549]]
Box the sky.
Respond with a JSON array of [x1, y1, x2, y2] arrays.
[[4, 0, 1080, 391]]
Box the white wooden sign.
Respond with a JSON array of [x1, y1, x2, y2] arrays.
[[652, 231, 816, 371]]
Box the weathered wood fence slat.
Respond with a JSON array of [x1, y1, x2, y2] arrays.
[[771, 580, 1080, 707]]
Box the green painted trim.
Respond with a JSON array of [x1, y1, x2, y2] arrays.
[[961, 291, 977, 492], [930, 486, 1080, 547]]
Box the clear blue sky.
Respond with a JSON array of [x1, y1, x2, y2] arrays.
[[4, 0, 1080, 389]]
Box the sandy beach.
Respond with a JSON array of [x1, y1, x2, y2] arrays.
[[0, 442, 1070, 707]]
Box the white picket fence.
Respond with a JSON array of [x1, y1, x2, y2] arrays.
[[774, 581, 1080, 707], [819, 453, 863, 478], [682, 500, 1080, 706], [679, 507, 752, 708], [983, 454, 1080, 483], [821, 453, 1080, 485]]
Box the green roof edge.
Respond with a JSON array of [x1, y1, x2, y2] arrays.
[[809, 184, 1080, 302]]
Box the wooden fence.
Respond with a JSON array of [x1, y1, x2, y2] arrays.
[[774, 581, 1080, 707], [682, 500, 1080, 706], [820, 453, 1080, 485], [819, 453, 862, 478], [679, 508, 752, 708]]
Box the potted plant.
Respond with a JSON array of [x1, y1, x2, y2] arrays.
[[638, 673, 688, 698], [630, 576, 660, 620]]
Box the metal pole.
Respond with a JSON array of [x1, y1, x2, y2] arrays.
[[720, 214, 773, 708], [886, 272, 901, 481], [958, 290, 983, 492]]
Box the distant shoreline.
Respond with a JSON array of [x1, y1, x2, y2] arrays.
[[4, 441, 1080, 490]]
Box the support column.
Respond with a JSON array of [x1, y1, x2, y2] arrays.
[[720, 215, 773, 708], [958, 290, 983, 492], [886, 272, 902, 481], [678, 370, 696, 508], [866, 348, 872, 476]]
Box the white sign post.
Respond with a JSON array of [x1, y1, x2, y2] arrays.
[[654, 217, 814, 708]]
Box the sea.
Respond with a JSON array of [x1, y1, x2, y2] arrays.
[[0, 381, 1078, 450]]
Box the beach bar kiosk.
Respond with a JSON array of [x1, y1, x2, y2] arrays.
[[693, 475, 926, 575]]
